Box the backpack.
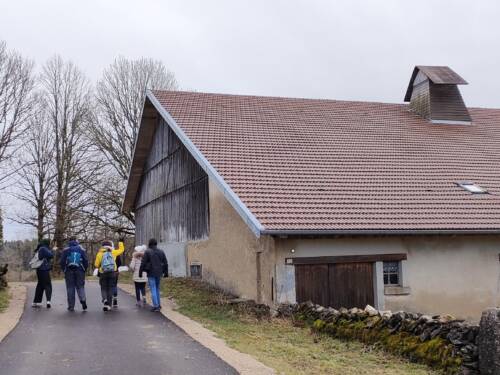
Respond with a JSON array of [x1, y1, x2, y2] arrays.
[[67, 249, 82, 269], [101, 250, 115, 273], [29, 251, 43, 269]]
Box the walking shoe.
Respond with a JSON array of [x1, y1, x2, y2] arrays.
[[31, 303, 41, 308], [81, 301, 87, 311], [103, 305, 110, 312], [46, 301, 51, 309], [112, 297, 118, 309], [67, 307, 75, 312], [136, 301, 142, 307], [142, 297, 147, 305], [150, 307, 160, 312]]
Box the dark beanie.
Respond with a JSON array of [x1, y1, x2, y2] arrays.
[[102, 240, 113, 247]]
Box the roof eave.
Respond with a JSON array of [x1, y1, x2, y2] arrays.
[[261, 228, 500, 237], [122, 94, 157, 214]]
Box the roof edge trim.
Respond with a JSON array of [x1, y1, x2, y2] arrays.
[[261, 229, 500, 236], [146, 90, 264, 238]]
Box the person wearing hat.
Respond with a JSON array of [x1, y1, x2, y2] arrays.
[[129, 245, 148, 307], [32, 239, 54, 308], [94, 238, 124, 311]]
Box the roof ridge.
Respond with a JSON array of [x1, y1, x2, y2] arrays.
[[153, 89, 500, 111], [152, 89, 409, 108]]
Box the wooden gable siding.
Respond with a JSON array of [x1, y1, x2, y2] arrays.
[[430, 83, 471, 123], [409, 78, 431, 119], [134, 117, 209, 245]]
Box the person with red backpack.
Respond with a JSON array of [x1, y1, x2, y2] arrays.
[[59, 237, 89, 312], [94, 239, 124, 312]]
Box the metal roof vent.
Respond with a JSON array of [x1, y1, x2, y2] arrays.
[[404, 66, 471, 125]]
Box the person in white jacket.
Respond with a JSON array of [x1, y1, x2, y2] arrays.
[[129, 245, 148, 306]]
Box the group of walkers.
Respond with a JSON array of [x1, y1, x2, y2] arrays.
[[30, 237, 169, 313]]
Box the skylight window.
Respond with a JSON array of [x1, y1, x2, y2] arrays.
[[457, 182, 487, 194]]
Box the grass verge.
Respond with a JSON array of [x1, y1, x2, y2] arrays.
[[0, 287, 9, 313], [161, 278, 438, 375]]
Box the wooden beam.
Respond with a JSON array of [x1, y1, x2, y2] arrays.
[[286, 253, 407, 265]]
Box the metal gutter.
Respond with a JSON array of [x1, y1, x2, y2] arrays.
[[146, 90, 264, 238], [261, 228, 500, 236]]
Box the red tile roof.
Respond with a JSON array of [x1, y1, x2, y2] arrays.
[[146, 90, 500, 233]]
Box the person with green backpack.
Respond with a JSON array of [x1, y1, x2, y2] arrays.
[[94, 239, 125, 312], [59, 237, 89, 312]]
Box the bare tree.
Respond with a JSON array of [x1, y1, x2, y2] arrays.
[[93, 56, 178, 181], [40, 56, 102, 250], [87, 57, 178, 234], [0, 40, 35, 184], [12, 99, 55, 240], [0, 207, 4, 251]]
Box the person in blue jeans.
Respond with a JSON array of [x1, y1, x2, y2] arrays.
[[32, 239, 54, 308], [139, 238, 168, 312], [59, 237, 89, 312]]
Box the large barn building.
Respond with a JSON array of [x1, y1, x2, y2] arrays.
[[123, 66, 500, 320]]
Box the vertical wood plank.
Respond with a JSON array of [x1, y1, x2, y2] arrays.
[[134, 118, 209, 245], [329, 262, 374, 309]]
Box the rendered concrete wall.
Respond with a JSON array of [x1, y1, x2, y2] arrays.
[[158, 242, 187, 277], [186, 180, 275, 304], [275, 236, 500, 321]]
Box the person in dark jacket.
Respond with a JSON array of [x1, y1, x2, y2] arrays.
[[139, 238, 168, 312], [32, 239, 54, 308], [59, 237, 89, 311]]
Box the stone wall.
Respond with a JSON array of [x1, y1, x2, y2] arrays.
[[280, 302, 480, 374], [478, 308, 500, 375]]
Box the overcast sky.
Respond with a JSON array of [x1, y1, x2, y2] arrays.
[[1, 0, 499, 240]]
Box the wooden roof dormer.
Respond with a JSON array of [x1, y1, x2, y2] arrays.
[[404, 66, 471, 125]]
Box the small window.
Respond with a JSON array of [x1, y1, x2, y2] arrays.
[[190, 264, 202, 278], [457, 182, 487, 194], [383, 261, 400, 286]]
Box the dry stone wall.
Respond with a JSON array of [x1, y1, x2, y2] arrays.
[[279, 302, 480, 374], [477, 308, 500, 375]]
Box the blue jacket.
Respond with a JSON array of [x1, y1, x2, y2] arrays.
[[59, 240, 89, 272], [37, 245, 54, 271]]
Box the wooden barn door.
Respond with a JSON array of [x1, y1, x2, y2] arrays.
[[294, 264, 329, 307], [329, 262, 374, 309], [294, 261, 374, 309]]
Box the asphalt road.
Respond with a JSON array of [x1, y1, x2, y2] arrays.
[[0, 281, 237, 375]]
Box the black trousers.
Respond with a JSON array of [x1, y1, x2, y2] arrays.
[[64, 268, 86, 309], [134, 282, 146, 301], [34, 269, 52, 303], [99, 272, 115, 305]]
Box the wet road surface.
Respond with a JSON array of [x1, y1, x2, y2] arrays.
[[0, 281, 237, 375]]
